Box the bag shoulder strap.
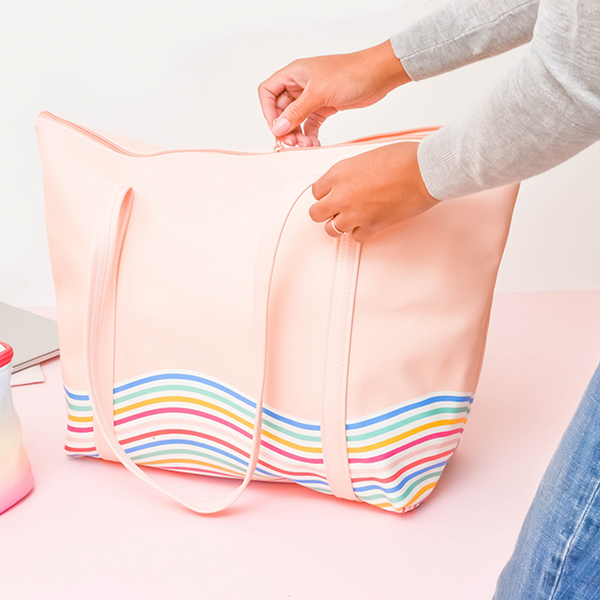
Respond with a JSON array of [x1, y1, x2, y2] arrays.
[[84, 182, 314, 514]]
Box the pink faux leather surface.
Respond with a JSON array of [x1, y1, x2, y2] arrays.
[[36, 112, 518, 512], [36, 112, 517, 419], [36, 113, 520, 512], [3, 292, 599, 599]]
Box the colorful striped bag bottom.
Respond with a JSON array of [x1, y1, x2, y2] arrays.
[[36, 111, 518, 514], [65, 373, 472, 512]]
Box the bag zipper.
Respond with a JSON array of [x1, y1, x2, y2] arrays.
[[37, 111, 436, 158]]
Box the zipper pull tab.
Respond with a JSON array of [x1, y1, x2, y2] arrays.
[[273, 139, 284, 153]]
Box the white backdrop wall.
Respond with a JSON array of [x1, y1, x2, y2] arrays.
[[2, 0, 599, 307]]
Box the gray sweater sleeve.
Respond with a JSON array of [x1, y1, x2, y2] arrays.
[[391, 0, 600, 200], [391, 0, 539, 80]]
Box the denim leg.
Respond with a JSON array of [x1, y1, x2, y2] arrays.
[[493, 361, 600, 600]]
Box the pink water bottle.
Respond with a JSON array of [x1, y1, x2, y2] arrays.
[[0, 342, 34, 513]]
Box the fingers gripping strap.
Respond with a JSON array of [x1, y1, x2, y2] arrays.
[[84, 183, 316, 514]]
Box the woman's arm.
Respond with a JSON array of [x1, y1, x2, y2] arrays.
[[418, 0, 600, 199], [259, 0, 600, 242], [392, 0, 539, 81], [258, 0, 540, 148]]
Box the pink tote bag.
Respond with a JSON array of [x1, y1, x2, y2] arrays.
[[36, 112, 518, 514]]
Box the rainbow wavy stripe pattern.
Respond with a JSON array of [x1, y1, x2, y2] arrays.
[[64, 371, 472, 513]]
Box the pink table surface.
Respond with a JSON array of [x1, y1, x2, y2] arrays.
[[2, 290, 600, 600]]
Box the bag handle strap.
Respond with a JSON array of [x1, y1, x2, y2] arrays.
[[84, 182, 315, 514]]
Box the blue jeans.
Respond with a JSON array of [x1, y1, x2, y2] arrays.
[[493, 361, 600, 600]]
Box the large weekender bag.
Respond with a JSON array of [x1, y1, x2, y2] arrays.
[[36, 111, 518, 514]]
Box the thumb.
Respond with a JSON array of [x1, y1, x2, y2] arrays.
[[272, 91, 322, 137]]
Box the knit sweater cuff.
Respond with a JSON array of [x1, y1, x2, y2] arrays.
[[417, 128, 478, 200]]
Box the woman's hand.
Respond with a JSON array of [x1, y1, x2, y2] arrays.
[[258, 41, 411, 147], [309, 142, 440, 243], [259, 40, 437, 242]]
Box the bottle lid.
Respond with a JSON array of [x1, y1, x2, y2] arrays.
[[0, 342, 14, 369]]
